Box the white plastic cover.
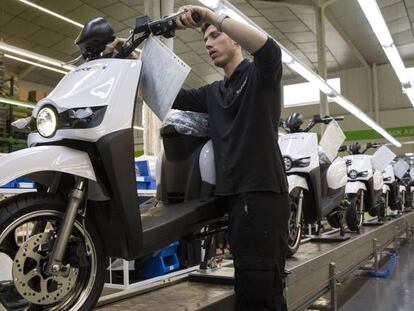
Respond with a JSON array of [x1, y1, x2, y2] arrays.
[[326, 157, 347, 190], [199, 140, 216, 185], [319, 120, 346, 163], [393, 159, 410, 180], [164, 109, 209, 137], [371, 146, 396, 172], [373, 170, 384, 191], [139, 36, 191, 120]]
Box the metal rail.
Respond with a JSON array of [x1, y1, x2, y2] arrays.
[[96, 212, 414, 310]]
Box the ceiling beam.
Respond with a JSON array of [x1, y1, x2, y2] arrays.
[[261, 0, 370, 69], [323, 11, 370, 69]]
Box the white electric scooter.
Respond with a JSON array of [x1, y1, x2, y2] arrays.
[[341, 142, 386, 228], [0, 12, 230, 311], [279, 113, 348, 257], [393, 158, 411, 214], [382, 163, 401, 216]]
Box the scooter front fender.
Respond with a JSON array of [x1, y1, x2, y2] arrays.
[[345, 181, 367, 194], [287, 174, 309, 193], [383, 184, 390, 194], [0, 146, 96, 186]]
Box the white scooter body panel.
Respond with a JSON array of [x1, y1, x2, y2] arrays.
[[383, 184, 390, 193], [287, 174, 309, 193], [345, 181, 367, 194], [327, 157, 347, 190], [382, 164, 395, 184], [278, 132, 319, 172], [343, 154, 373, 181], [373, 170, 384, 191], [399, 185, 406, 193], [28, 59, 142, 146], [199, 140, 216, 185], [0, 146, 96, 186]]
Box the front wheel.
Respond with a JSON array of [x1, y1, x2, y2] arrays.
[[287, 193, 302, 257], [346, 192, 364, 232], [0, 193, 105, 311]]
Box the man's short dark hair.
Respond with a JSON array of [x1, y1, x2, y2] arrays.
[[201, 23, 212, 34]]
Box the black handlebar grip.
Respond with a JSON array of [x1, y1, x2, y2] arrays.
[[192, 12, 202, 23]]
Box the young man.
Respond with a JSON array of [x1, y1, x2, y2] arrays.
[[174, 6, 290, 311]]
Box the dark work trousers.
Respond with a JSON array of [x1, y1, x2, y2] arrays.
[[227, 192, 290, 311]]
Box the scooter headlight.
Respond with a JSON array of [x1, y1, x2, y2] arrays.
[[283, 156, 292, 171], [36, 107, 57, 138], [348, 169, 358, 179], [296, 157, 311, 167]]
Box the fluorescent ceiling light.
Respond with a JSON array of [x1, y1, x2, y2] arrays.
[[382, 45, 411, 86], [198, 0, 400, 147], [134, 126, 144, 131], [287, 61, 337, 96], [357, 0, 393, 46], [357, 0, 414, 106], [334, 95, 401, 147], [0, 42, 76, 71], [0, 97, 35, 109], [16, 0, 83, 28], [5, 54, 68, 75], [14, 0, 142, 53]]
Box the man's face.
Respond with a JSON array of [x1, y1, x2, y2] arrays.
[[203, 25, 238, 68]]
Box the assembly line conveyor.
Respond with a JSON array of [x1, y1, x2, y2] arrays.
[[96, 211, 414, 311]]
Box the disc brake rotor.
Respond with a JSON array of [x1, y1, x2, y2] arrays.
[[12, 233, 79, 305]]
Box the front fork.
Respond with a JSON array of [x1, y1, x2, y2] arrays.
[[359, 191, 364, 222], [46, 177, 87, 275], [295, 189, 304, 228]]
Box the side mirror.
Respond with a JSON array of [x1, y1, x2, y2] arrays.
[[338, 145, 347, 152]]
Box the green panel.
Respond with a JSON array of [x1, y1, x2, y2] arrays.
[[345, 125, 414, 141], [134, 150, 144, 157]]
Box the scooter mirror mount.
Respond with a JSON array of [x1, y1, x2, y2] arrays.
[[338, 145, 347, 153]]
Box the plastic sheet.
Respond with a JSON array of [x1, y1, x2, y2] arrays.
[[164, 109, 210, 137]]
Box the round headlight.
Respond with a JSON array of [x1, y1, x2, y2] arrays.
[[36, 107, 57, 138], [348, 169, 358, 179], [284, 156, 292, 171]]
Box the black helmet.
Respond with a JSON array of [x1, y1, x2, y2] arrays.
[[349, 142, 362, 154], [285, 113, 304, 132]]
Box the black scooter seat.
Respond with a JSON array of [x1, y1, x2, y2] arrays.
[[139, 197, 226, 256]]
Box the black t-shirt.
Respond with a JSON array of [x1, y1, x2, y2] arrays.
[[173, 37, 288, 196]]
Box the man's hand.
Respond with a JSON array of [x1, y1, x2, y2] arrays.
[[175, 5, 216, 30], [105, 37, 139, 59]]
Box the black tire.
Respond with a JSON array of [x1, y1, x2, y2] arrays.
[[326, 212, 341, 228], [346, 192, 363, 232], [367, 205, 378, 217], [286, 193, 302, 257], [0, 193, 105, 311]]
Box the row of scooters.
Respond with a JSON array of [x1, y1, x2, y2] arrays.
[[278, 113, 413, 257]]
